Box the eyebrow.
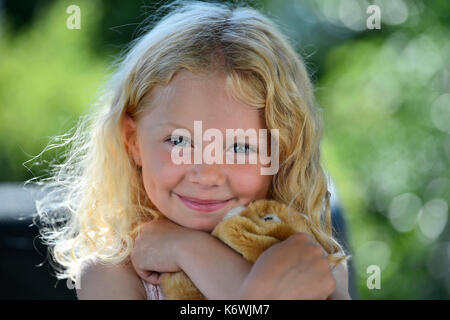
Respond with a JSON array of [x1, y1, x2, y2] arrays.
[[157, 121, 261, 142], [157, 121, 193, 132]]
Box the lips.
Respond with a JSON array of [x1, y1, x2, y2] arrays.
[[176, 193, 233, 212], [179, 195, 232, 204]]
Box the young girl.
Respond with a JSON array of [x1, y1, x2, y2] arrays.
[[33, 0, 350, 299]]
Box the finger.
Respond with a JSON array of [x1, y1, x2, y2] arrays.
[[287, 232, 317, 247], [292, 234, 332, 265], [145, 271, 162, 285], [135, 268, 152, 281], [296, 233, 328, 256]]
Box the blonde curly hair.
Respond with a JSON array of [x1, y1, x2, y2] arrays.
[[30, 0, 350, 282]]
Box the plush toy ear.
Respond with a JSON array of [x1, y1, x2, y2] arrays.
[[221, 205, 246, 221]]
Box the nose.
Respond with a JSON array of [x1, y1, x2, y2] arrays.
[[188, 163, 227, 187]]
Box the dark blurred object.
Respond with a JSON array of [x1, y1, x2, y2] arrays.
[[0, 182, 358, 299], [0, 183, 76, 299], [1, 0, 164, 53], [328, 178, 359, 299], [330, 199, 359, 299]]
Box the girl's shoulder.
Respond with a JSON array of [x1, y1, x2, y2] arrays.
[[328, 260, 351, 300], [76, 257, 147, 300]]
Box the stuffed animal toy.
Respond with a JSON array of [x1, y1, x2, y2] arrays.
[[158, 199, 338, 300]]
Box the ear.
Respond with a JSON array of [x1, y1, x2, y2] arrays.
[[121, 113, 141, 166]]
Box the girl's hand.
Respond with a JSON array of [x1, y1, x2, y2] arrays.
[[130, 217, 195, 285], [237, 233, 337, 300]]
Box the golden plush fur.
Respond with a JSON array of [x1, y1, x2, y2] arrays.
[[159, 199, 340, 300]]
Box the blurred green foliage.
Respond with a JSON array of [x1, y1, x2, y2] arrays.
[[0, 0, 449, 299], [317, 2, 450, 298], [0, 0, 108, 181]]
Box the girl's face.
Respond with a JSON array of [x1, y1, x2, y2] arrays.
[[123, 69, 272, 232]]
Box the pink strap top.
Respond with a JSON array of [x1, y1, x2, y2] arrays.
[[142, 280, 166, 300]]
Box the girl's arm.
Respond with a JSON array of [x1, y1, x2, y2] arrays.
[[175, 230, 253, 300], [131, 218, 349, 299], [175, 232, 351, 300]]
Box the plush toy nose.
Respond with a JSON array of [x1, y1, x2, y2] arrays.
[[221, 205, 246, 222]]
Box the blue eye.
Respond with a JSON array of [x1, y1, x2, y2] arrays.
[[233, 144, 250, 153], [165, 136, 191, 147], [233, 143, 259, 154]]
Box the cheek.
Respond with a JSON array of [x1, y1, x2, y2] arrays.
[[229, 164, 271, 198], [141, 144, 184, 194]]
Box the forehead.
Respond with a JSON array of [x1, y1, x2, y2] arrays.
[[138, 70, 266, 132]]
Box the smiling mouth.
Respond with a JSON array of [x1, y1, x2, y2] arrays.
[[175, 193, 234, 213]]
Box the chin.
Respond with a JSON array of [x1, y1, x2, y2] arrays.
[[189, 220, 216, 233]]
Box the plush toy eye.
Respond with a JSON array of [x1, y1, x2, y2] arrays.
[[261, 213, 281, 222]]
